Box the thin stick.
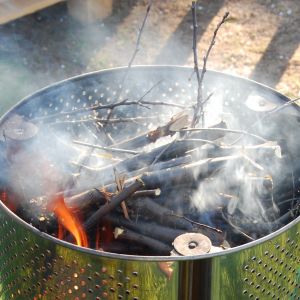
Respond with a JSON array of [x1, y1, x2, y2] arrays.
[[48, 116, 158, 126], [123, 0, 153, 84], [140, 99, 186, 109], [179, 127, 267, 143], [32, 98, 185, 122], [257, 97, 300, 125], [73, 140, 140, 155], [221, 211, 255, 242], [191, 1, 202, 127], [277, 197, 300, 206], [31, 99, 140, 121], [191, 9, 229, 127], [111, 112, 188, 150], [131, 188, 161, 198], [230, 97, 300, 146], [105, 0, 154, 123], [151, 139, 177, 166], [170, 213, 222, 233]]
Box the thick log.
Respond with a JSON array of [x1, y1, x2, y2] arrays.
[[66, 188, 110, 212], [102, 214, 186, 244], [76, 121, 228, 188], [84, 179, 144, 231], [114, 227, 172, 255], [133, 199, 194, 230], [72, 155, 238, 213], [131, 199, 224, 245], [131, 155, 239, 190], [127, 154, 193, 178]]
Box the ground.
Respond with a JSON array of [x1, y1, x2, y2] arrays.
[[0, 0, 299, 115]]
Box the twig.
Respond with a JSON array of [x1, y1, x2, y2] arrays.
[[105, 0, 154, 123], [130, 188, 161, 198], [179, 127, 267, 143], [111, 112, 189, 150], [48, 116, 158, 126], [191, 1, 202, 127], [191, 8, 229, 127], [122, 0, 153, 86], [134, 80, 162, 103], [170, 213, 222, 233], [221, 211, 255, 242], [32, 98, 185, 122], [150, 121, 226, 166], [73, 140, 140, 155], [139, 99, 186, 109], [257, 97, 300, 125], [31, 99, 140, 121], [151, 139, 177, 166], [230, 97, 300, 146], [114, 168, 130, 220], [277, 197, 300, 206]]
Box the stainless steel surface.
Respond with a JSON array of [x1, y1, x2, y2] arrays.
[[0, 66, 299, 299]]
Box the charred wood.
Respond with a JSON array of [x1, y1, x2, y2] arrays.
[[114, 227, 172, 255], [102, 214, 186, 244], [84, 179, 145, 231]]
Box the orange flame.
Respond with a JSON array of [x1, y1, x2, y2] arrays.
[[48, 195, 88, 248]]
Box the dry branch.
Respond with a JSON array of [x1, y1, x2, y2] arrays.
[[102, 214, 186, 244], [114, 227, 172, 255], [106, 0, 154, 122], [191, 7, 229, 127], [111, 112, 189, 150], [132, 199, 224, 245], [84, 179, 145, 231], [73, 140, 140, 155]]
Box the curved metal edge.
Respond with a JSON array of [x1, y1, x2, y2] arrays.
[[0, 65, 292, 121], [0, 65, 299, 263]]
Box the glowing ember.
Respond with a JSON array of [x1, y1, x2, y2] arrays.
[[48, 195, 88, 247]]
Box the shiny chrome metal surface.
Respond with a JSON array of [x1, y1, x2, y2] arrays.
[[0, 66, 299, 300]]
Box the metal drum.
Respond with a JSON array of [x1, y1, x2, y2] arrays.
[[0, 66, 299, 300]]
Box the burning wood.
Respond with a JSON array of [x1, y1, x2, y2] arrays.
[[113, 227, 172, 255], [47, 195, 88, 247], [0, 2, 299, 259]]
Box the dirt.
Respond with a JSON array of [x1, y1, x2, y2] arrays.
[[0, 0, 299, 115]]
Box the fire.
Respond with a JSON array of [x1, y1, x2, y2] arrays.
[[48, 195, 88, 248]]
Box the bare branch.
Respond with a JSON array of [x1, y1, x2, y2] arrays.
[[179, 127, 267, 143], [191, 1, 202, 127], [191, 8, 229, 127], [106, 0, 154, 122], [73, 140, 140, 155], [125, 0, 154, 79]]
